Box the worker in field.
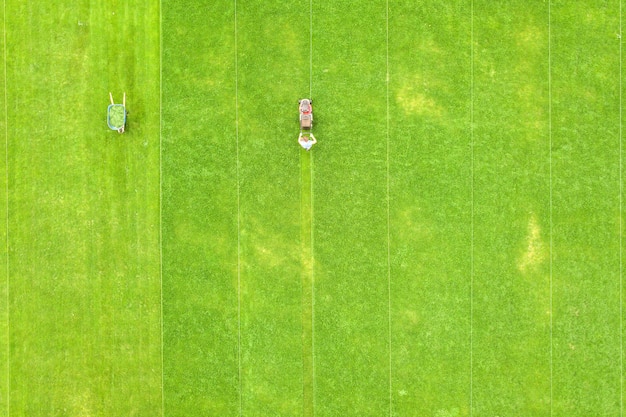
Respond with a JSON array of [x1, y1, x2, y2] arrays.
[[298, 133, 317, 151]]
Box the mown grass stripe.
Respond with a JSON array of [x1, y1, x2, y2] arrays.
[[162, 0, 239, 412], [159, 0, 164, 415], [313, 2, 388, 414], [8, 1, 161, 414], [388, 2, 471, 414], [548, 1, 553, 415], [551, 2, 621, 414], [470, 1, 475, 415], [300, 150, 314, 417], [236, 3, 306, 415], [385, 0, 392, 415], [3, 0, 8, 414], [306, 2, 315, 414], [309, 0, 312, 98], [473, 1, 551, 413], [234, 2, 242, 417], [618, 0, 624, 416], [310, 150, 316, 417]]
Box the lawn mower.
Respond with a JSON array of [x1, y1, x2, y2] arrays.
[[299, 98, 313, 131]]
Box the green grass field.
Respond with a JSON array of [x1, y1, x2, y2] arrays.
[[1, 0, 625, 416]]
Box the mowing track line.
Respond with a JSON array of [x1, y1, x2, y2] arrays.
[[234, 1, 242, 415], [469, 1, 474, 415], [3, 0, 9, 415], [310, 151, 315, 417], [309, 0, 312, 98], [548, 2, 553, 415], [308, 2, 316, 415], [159, 0, 164, 415], [385, 0, 392, 415], [301, 3, 316, 415], [619, 0, 624, 417], [300, 150, 314, 417]]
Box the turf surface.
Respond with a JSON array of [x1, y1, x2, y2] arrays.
[[313, 1, 390, 415], [161, 2, 239, 416], [472, 2, 551, 414], [2, 0, 626, 416], [389, 1, 472, 415], [551, 1, 622, 414], [5, 1, 160, 415], [0, 2, 6, 415]]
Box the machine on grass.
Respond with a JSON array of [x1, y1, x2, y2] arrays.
[[299, 98, 313, 132], [107, 92, 127, 133]]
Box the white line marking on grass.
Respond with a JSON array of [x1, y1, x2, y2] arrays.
[[159, 0, 164, 415], [234, 1, 242, 416], [548, 2, 553, 416], [310, 153, 316, 417], [309, 2, 316, 415], [619, 2, 624, 414], [309, 0, 312, 98], [469, 1, 474, 415], [4, 0, 9, 414], [385, 0, 392, 415]]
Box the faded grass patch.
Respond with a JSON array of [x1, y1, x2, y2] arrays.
[[396, 205, 434, 243], [513, 24, 548, 140], [518, 213, 547, 273], [395, 77, 444, 118], [241, 218, 298, 271], [67, 390, 96, 417], [516, 83, 547, 137], [515, 24, 545, 53], [402, 309, 419, 325]]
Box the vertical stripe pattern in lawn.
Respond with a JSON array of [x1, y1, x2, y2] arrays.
[[236, 2, 308, 416], [551, 1, 622, 415], [161, 2, 239, 416], [302, 3, 315, 416], [313, 0, 388, 415], [158, 0, 164, 414], [301, 3, 315, 416], [548, 0, 554, 413], [472, 0, 551, 414], [0, 0, 7, 413], [470, 0, 475, 414], [235, 1, 242, 415], [618, 0, 624, 417], [388, 1, 472, 415], [385, 0, 392, 414], [301, 149, 314, 417], [6, 0, 162, 415]]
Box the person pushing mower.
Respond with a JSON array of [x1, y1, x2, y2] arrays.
[[298, 132, 317, 151], [298, 98, 317, 150]]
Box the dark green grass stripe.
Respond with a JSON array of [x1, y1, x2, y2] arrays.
[[300, 150, 314, 417], [472, 1, 552, 414], [236, 2, 308, 416], [161, 2, 239, 416], [388, 1, 472, 415], [0, 0, 7, 414], [313, 1, 389, 415], [551, 2, 622, 415], [619, 0, 626, 415]]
